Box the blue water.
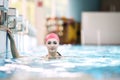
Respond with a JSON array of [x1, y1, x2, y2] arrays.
[[0, 45, 120, 80]]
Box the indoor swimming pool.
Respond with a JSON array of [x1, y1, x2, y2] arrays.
[[0, 45, 120, 80]]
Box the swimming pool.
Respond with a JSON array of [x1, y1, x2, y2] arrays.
[[0, 45, 120, 80]]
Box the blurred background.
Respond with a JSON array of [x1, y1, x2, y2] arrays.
[[1, 0, 120, 53], [1, 1, 120, 80]]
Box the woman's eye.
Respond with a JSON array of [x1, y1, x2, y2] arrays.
[[53, 41, 57, 44], [48, 41, 51, 44]]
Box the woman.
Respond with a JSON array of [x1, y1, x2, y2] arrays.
[[44, 33, 62, 59], [0, 27, 61, 59]]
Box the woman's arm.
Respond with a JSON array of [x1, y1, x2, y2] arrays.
[[0, 27, 20, 58]]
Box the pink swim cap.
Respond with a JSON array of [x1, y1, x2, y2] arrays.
[[45, 33, 60, 42]]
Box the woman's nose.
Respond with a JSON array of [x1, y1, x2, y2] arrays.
[[51, 43, 55, 46]]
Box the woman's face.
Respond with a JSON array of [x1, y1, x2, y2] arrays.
[[46, 38, 59, 53]]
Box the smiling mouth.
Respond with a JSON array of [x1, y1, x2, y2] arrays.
[[51, 48, 54, 50]]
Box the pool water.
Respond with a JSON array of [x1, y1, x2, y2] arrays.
[[0, 45, 120, 80]]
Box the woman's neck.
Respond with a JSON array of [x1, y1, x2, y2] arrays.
[[48, 52, 58, 58]]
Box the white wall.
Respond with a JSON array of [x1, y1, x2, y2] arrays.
[[35, 0, 47, 45], [81, 12, 120, 45]]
